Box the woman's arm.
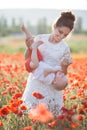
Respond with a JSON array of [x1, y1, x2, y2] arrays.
[[60, 57, 72, 75], [61, 64, 68, 75], [60, 47, 72, 75]]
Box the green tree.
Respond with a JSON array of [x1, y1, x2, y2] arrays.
[[36, 17, 48, 34], [0, 16, 10, 36], [74, 17, 82, 33]]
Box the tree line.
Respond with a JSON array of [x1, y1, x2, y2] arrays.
[[0, 16, 87, 37]]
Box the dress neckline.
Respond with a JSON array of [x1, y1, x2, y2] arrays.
[[47, 34, 62, 46]]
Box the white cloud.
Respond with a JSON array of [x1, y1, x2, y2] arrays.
[[0, 0, 87, 10]]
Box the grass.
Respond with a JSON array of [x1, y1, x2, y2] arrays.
[[66, 34, 87, 53], [0, 37, 26, 54], [0, 34, 87, 54]]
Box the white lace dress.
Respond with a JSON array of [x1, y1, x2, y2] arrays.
[[22, 34, 72, 116]]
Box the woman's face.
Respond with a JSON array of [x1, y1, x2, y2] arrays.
[[52, 26, 71, 43]]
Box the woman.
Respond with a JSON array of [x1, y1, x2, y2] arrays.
[[21, 24, 68, 89], [22, 11, 75, 117]]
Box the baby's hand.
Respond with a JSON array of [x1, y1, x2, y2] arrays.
[[31, 40, 44, 49]]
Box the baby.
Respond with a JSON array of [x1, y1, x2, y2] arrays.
[[21, 24, 68, 90]]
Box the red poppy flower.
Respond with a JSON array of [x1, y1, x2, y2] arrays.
[[71, 122, 79, 128], [0, 121, 3, 126], [64, 128, 70, 130], [20, 105, 27, 110], [32, 91, 44, 99], [48, 119, 58, 127], [24, 126, 33, 130], [12, 92, 22, 99], [28, 103, 54, 123], [0, 106, 10, 116]]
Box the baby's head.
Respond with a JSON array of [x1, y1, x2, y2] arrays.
[[53, 71, 68, 90]]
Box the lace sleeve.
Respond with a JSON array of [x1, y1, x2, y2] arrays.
[[61, 46, 73, 66]]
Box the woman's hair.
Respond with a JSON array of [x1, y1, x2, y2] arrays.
[[55, 11, 75, 30]]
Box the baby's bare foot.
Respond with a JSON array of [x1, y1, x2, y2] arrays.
[[21, 24, 32, 38]]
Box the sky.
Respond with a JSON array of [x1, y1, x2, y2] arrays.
[[0, 0, 87, 10]]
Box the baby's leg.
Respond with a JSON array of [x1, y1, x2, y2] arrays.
[[21, 24, 32, 38], [21, 24, 34, 48]]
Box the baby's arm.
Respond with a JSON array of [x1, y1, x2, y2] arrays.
[[21, 24, 44, 69], [30, 41, 43, 69], [21, 24, 38, 68]]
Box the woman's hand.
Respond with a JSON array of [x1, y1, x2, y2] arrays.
[[61, 64, 68, 75], [61, 60, 68, 75]]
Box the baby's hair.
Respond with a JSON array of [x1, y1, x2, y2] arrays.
[[55, 11, 75, 30]]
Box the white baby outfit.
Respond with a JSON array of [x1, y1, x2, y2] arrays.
[[33, 61, 62, 85]]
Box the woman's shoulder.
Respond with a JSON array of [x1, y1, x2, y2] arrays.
[[61, 41, 70, 49]]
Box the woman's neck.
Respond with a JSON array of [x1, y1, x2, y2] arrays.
[[48, 34, 55, 43], [49, 34, 62, 44]]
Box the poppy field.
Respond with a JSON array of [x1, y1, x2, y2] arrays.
[[0, 52, 87, 130]]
